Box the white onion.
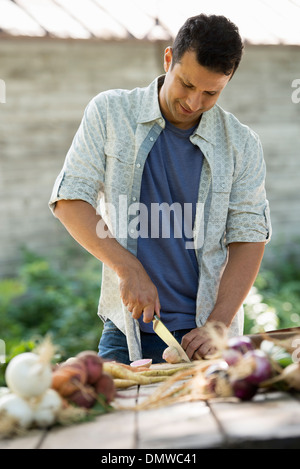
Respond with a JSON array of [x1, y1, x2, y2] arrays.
[[5, 352, 52, 398], [0, 386, 10, 397], [33, 389, 63, 428], [0, 393, 34, 428]]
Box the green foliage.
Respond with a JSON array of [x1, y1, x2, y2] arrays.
[[0, 248, 103, 371], [244, 244, 300, 334]]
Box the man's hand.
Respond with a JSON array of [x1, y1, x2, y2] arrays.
[[181, 241, 265, 360], [181, 327, 217, 360], [118, 264, 161, 323]]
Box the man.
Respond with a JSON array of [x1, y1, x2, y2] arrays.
[[49, 14, 271, 364]]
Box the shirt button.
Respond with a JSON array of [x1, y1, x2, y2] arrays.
[[132, 196, 137, 202], [130, 229, 135, 234], [136, 163, 141, 168], [149, 137, 154, 141]]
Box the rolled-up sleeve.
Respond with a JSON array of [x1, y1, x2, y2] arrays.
[[225, 130, 272, 245], [49, 94, 107, 214]]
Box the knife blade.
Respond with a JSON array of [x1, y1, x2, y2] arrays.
[[152, 314, 191, 363]]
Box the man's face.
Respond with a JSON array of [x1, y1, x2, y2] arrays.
[[159, 48, 232, 130]]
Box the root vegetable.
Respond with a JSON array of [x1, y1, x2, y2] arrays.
[[130, 359, 152, 369], [280, 363, 300, 390], [5, 352, 52, 399], [260, 363, 300, 391], [222, 348, 243, 366], [204, 363, 231, 396], [231, 379, 258, 401], [52, 361, 87, 397], [117, 363, 154, 372], [76, 351, 103, 384], [227, 336, 254, 354], [162, 346, 182, 364], [103, 362, 169, 385], [243, 350, 272, 385], [94, 373, 115, 403], [103, 362, 139, 380], [68, 385, 97, 409], [138, 366, 193, 377], [113, 379, 138, 389], [33, 389, 63, 428], [0, 393, 34, 429]]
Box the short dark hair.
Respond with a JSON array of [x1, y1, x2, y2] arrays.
[[171, 14, 244, 77]]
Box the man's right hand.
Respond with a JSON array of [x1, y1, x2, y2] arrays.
[[118, 263, 161, 323]]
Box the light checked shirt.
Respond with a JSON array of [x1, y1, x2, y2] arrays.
[[49, 75, 272, 361]]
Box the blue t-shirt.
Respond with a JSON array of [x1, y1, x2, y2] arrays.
[[137, 118, 203, 332]]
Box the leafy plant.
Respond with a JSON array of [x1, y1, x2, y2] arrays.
[[244, 242, 300, 334], [0, 247, 103, 373]]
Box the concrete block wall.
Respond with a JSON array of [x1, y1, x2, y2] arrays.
[[0, 38, 299, 275]]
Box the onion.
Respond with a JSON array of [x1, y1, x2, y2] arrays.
[[76, 351, 103, 385], [227, 336, 254, 354], [33, 389, 63, 428], [5, 352, 52, 399], [205, 361, 229, 377], [222, 348, 243, 366], [162, 346, 182, 364], [94, 372, 116, 404], [204, 362, 230, 395], [280, 363, 300, 390], [231, 379, 258, 401], [68, 385, 96, 409], [52, 361, 87, 397], [244, 350, 273, 385], [0, 393, 34, 428]]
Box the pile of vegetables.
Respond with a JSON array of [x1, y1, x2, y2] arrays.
[[102, 360, 190, 389], [0, 339, 115, 438], [1, 327, 299, 434], [135, 326, 300, 410], [52, 351, 115, 409]]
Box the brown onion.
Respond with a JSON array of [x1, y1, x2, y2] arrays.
[[76, 351, 103, 384], [52, 361, 87, 397], [68, 385, 96, 408], [94, 372, 116, 404]]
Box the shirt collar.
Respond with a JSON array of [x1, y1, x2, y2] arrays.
[[194, 107, 216, 146], [137, 74, 217, 145], [137, 75, 165, 124]]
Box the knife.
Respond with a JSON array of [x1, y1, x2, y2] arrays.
[[152, 314, 191, 363]]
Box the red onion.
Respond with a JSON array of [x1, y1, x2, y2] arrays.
[[244, 350, 273, 385], [227, 336, 254, 354], [231, 379, 258, 401], [222, 348, 243, 366]]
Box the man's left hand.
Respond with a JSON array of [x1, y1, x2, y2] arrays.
[[181, 327, 217, 360]]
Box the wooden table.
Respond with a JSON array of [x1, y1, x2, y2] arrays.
[[1, 383, 300, 450]]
